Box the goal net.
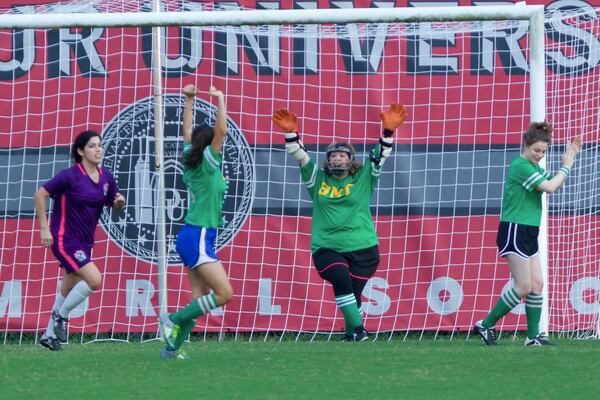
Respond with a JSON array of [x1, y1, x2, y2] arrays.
[[0, 0, 598, 343]]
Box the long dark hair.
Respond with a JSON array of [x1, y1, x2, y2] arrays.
[[184, 124, 215, 169], [71, 130, 101, 163], [524, 122, 553, 146]]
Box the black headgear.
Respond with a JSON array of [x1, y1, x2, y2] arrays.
[[326, 143, 355, 176]]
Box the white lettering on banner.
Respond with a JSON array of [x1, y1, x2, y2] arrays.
[[546, 0, 600, 75], [427, 277, 463, 315], [408, 1, 459, 74], [1, 1, 598, 80], [570, 277, 600, 315], [0, 280, 22, 318], [259, 278, 282, 315], [126, 280, 156, 317], [473, 1, 529, 75], [362, 277, 391, 315], [0, 6, 35, 79]]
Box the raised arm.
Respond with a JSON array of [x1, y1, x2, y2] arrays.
[[209, 86, 227, 155], [182, 84, 197, 143], [536, 136, 582, 193], [371, 103, 407, 168], [272, 108, 309, 167], [34, 186, 53, 248]]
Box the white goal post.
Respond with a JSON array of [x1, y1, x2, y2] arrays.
[[2, 2, 598, 342]]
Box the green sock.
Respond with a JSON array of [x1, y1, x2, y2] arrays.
[[525, 293, 543, 339], [335, 294, 362, 335], [170, 293, 218, 325], [173, 318, 196, 350], [483, 288, 522, 328]]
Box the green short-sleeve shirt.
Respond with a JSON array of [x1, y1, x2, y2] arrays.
[[500, 156, 550, 227], [182, 144, 227, 228]]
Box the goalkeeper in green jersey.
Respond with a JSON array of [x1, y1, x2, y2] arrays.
[[474, 122, 582, 347], [272, 103, 407, 341], [158, 84, 234, 360]]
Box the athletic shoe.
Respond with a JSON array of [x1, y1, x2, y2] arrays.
[[52, 310, 69, 342], [160, 347, 190, 360], [473, 320, 497, 346], [40, 335, 63, 351], [158, 313, 179, 350], [525, 334, 554, 346], [351, 325, 369, 342]]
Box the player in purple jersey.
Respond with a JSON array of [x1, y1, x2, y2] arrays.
[[34, 130, 125, 351]]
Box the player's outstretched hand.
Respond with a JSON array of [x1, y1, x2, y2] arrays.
[[272, 108, 298, 133], [209, 86, 224, 99], [380, 103, 407, 131], [563, 136, 582, 168], [183, 84, 197, 98], [113, 193, 126, 211]]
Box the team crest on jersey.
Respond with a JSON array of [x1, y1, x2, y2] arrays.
[[99, 95, 255, 265], [74, 250, 86, 262]]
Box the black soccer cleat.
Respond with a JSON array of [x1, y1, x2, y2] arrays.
[[52, 310, 69, 342], [40, 335, 63, 351], [525, 334, 554, 347], [473, 320, 497, 346], [344, 325, 369, 342]]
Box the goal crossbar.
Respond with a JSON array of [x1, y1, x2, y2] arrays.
[[0, 5, 544, 29]]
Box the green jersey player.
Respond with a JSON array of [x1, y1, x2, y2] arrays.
[[474, 122, 582, 346], [158, 85, 234, 360], [272, 103, 407, 341]]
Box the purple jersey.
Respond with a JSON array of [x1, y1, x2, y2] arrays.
[[43, 164, 119, 250]]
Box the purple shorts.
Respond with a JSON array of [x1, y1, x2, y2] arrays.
[[51, 241, 92, 273]]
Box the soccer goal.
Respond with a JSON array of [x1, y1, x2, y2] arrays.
[[0, 0, 598, 343]]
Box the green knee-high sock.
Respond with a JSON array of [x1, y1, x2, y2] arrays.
[[335, 294, 362, 335], [170, 293, 218, 325], [483, 288, 522, 328], [525, 293, 543, 339], [173, 318, 197, 350]]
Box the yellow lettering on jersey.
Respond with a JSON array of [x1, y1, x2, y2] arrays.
[[319, 182, 331, 196], [344, 184, 355, 196], [330, 186, 344, 198], [319, 183, 355, 198]]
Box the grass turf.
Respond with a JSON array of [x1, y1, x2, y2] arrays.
[[1, 336, 599, 399]]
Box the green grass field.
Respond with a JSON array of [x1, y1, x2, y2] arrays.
[[2, 336, 599, 399]]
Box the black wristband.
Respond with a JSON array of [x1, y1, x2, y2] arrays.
[[285, 133, 300, 143], [383, 129, 393, 137], [379, 137, 393, 147]]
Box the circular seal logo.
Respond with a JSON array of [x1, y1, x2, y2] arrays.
[[100, 95, 255, 265]]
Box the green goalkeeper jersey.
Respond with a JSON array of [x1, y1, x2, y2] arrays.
[[300, 150, 383, 253], [182, 143, 227, 228], [500, 156, 551, 227]]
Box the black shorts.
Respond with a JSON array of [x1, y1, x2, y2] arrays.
[[496, 221, 539, 260], [312, 245, 380, 280]]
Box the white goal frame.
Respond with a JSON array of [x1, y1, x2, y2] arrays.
[[0, 4, 548, 333]]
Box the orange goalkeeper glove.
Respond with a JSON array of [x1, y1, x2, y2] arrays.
[[272, 108, 298, 133]]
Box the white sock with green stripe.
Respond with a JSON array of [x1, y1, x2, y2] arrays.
[[336, 294, 363, 335], [170, 293, 219, 325], [483, 287, 522, 328], [525, 293, 543, 339]]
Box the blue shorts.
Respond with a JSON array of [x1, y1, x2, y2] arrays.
[[176, 224, 220, 269], [51, 241, 92, 273]]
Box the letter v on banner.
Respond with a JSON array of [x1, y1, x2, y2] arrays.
[[332, 1, 396, 74]]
